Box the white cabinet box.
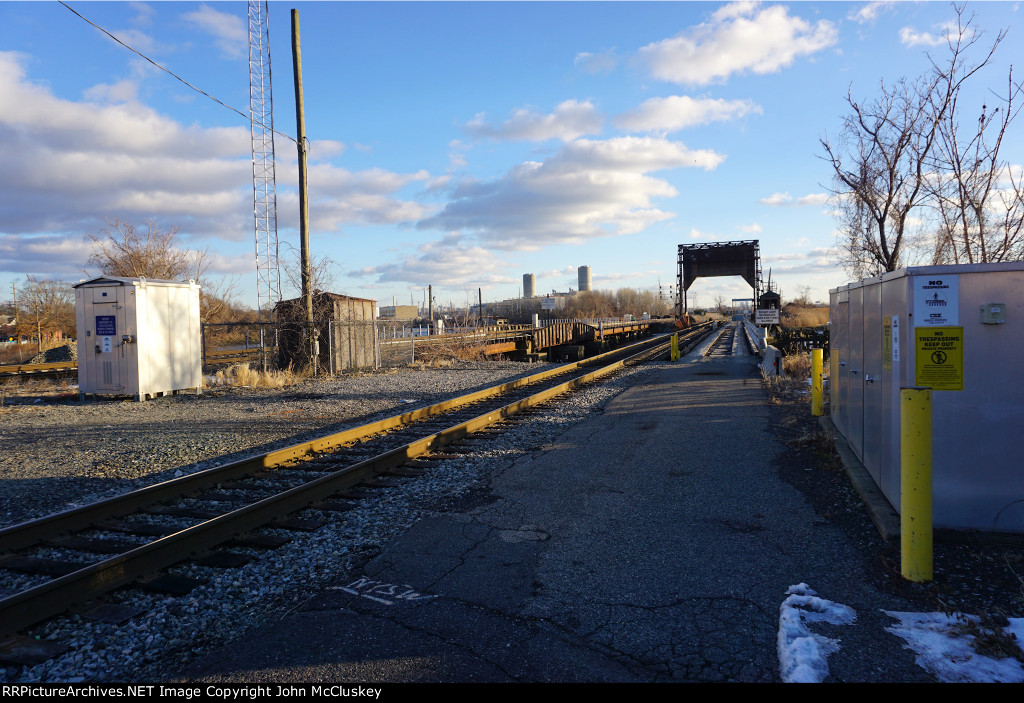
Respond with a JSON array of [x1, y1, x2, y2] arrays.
[[830, 262, 1024, 533], [74, 276, 202, 401]]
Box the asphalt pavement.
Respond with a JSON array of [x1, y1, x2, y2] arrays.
[[180, 326, 934, 683]]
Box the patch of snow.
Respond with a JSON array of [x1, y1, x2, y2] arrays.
[[884, 612, 1024, 683], [778, 583, 857, 683]]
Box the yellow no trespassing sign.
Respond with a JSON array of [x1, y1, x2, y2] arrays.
[[914, 326, 963, 391]]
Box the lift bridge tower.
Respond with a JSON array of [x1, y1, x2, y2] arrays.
[[249, 0, 281, 321]]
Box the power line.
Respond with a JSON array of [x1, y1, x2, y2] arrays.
[[58, 1, 297, 144]]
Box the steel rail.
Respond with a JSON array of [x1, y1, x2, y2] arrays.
[[0, 332, 691, 638], [0, 331, 698, 552], [0, 361, 77, 376]]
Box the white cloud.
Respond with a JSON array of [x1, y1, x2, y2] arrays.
[[419, 136, 724, 250], [539, 265, 576, 280], [762, 248, 836, 276], [182, 4, 247, 59], [448, 139, 468, 168], [465, 100, 603, 142], [128, 3, 156, 27], [899, 27, 946, 48], [740, 223, 762, 233], [0, 51, 252, 242], [616, 95, 762, 133], [638, 2, 837, 86], [351, 234, 514, 288], [106, 27, 162, 55], [0, 51, 431, 278], [309, 140, 346, 161], [275, 163, 433, 233], [848, 2, 894, 24], [574, 50, 619, 74], [0, 234, 94, 279], [900, 20, 974, 48], [759, 192, 828, 207]]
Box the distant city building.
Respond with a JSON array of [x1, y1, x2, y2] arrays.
[[523, 273, 537, 298], [578, 265, 592, 292], [378, 305, 419, 320]]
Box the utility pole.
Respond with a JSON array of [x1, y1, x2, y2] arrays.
[[291, 9, 315, 371], [478, 288, 483, 325], [428, 285, 434, 329], [291, 9, 312, 326]]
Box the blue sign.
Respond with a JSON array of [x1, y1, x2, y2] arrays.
[[96, 315, 116, 336]]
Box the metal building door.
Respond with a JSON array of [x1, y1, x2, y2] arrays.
[[89, 285, 124, 391]]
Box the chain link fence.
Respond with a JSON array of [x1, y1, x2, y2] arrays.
[[202, 317, 659, 374], [201, 320, 498, 374]]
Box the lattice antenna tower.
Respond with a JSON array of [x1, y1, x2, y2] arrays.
[[249, 0, 281, 321]]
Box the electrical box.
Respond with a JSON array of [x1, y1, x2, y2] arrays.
[[74, 276, 202, 401], [829, 262, 1024, 534], [980, 303, 1006, 325]]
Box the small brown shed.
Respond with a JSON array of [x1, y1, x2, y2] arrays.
[[275, 291, 377, 372]]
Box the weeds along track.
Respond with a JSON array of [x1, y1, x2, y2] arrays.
[[0, 326, 711, 643]]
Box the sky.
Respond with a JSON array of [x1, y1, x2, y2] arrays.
[[1, 1, 1022, 314]]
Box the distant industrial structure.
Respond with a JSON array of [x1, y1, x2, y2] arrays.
[[523, 273, 537, 299], [521, 266, 593, 300], [578, 266, 592, 292]]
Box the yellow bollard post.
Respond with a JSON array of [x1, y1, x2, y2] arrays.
[[901, 387, 933, 582], [670, 332, 680, 361], [811, 348, 823, 416]]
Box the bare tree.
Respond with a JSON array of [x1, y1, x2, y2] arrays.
[[88, 218, 210, 281], [88, 218, 250, 323], [17, 276, 74, 353], [713, 294, 729, 316], [564, 290, 615, 319], [281, 244, 341, 298], [822, 6, 1000, 276], [929, 65, 1024, 263]]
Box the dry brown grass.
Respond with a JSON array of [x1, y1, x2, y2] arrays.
[[783, 351, 812, 379], [764, 351, 830, 406], [413, 337, 490, 364], [949, 613, 1024, 663], [209, 363, 305, 389], [780, 305, 829, 328]]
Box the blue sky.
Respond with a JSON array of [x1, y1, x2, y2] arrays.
[[1, 1, 1021, 313]]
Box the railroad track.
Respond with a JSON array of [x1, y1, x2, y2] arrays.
[[703, 322, 753, 358], [0, 325, 712, 649], [0, 361, 76, 379]]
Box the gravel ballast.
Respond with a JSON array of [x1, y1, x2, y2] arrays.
[[0, 358, 658, 682], [0, 360, 540, 529]]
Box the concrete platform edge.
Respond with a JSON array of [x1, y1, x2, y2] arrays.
[[818, 414, 900, 542]]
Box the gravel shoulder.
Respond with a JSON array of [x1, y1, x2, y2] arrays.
[[0, 360, 541, 529]]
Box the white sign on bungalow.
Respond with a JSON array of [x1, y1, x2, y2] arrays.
[[913, 275, 959, 327]]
